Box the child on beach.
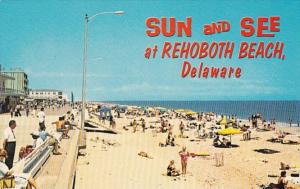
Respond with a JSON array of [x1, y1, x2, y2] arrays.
[[167, 160, 180, 176], [179, 146, 190, 175]]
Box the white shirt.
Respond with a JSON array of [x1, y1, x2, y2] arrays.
[[0, 161, 9, 179], [37, 111, 45, 123], [3, 127, 16, 142]]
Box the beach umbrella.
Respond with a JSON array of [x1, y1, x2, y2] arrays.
[[220, 116, 227, 125], [185, 111, 197, 115], [217, 127, 242, 142], [217, 127, 241, 135], [176, 109, 193, 113]]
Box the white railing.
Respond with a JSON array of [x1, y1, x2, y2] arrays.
[[12, 133, 62, 177]]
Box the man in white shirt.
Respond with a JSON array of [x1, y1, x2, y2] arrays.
[[2, 120, 17, 169], [37, 107, 46, 128]]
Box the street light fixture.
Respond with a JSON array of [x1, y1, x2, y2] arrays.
[[80, 11, 125, 132]]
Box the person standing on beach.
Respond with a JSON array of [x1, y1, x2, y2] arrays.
[[3, 120, 17, 169], [179, 121, 184, 137], [141, 119, 146, 133], [289, 119, 292, 127], [109, 115, 113, 128], [133, 119, 137, 133], [179, 146, 190, 176]]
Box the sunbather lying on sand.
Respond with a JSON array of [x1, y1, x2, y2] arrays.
[[138, 151, 153, 159], [213, 135, 231, 148], [213, 134, 222, 146], [222, 138, 231, 147]]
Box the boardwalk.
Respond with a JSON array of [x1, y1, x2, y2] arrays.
[[0, 106, 80, 189]]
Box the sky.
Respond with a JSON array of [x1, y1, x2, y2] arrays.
[[0, 0, 299, 101]]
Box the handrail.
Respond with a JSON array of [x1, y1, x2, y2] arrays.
[[12, 133, 63, 176]]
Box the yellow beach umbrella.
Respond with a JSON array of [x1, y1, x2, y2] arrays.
[[176, 109, 187, 113], [217, 127, 242, 135], [220, 116, 227, 125], [186, 111, 197, 115], [217, 127, 242, 143]]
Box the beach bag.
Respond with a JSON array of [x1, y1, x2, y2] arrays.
[[0, 176, 15, 188]]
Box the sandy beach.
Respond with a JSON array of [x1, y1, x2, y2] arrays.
[[75, 107, 300, 189]]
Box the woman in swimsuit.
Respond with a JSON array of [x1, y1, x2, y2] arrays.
[[179, 146, 190, 175]]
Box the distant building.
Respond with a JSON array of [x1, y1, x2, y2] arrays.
[[0, 66, 29, 112], [0, 72, 15, 112], [2, 69, 29, 96], [28, 89, 69, 104]]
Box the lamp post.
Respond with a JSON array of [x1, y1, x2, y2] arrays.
[[80, 11, 124, 131]]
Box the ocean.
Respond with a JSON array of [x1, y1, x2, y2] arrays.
[[106, 101, 300, 124]]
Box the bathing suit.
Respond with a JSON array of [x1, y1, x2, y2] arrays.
[[180, 152, 189, 163]]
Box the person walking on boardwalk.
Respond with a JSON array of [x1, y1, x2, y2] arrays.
[[2, 120, 17, 169], [25, 106, 30, 117], [10, 108, 14, 118], [37, 107, 46, 129]]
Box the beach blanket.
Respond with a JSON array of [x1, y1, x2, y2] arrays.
[[254, 149, 280, 154]]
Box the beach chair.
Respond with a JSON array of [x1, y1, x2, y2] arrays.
[[214, 153, 224, 167]]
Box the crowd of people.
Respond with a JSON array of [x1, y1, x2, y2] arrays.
[[99, 104, 299, 188], [0, 103, 79, 188]]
